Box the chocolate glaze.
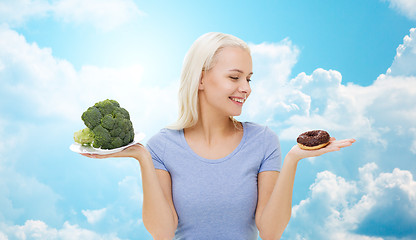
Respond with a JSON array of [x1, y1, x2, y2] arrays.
[[297, 130, 330, 147]]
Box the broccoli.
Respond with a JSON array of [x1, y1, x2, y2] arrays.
[[74, 99, 135, 149], [73, 128, 94, 145]]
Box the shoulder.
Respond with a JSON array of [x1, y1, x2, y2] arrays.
[[146, 128, 183, 162], [243, 122, 280, 154], [243, 122, 278, 140], [146, 128, 181, 150]]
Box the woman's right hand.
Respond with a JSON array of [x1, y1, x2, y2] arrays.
[[81, 143, 152, 163]]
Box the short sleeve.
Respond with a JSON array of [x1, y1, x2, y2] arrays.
[[258, 127, 282, 173], [145, 130, 169, 172]]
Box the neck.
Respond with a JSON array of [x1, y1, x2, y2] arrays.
[[186, 106, 239, 146]]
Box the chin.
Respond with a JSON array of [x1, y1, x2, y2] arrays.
[[230, 111, 243, 116]]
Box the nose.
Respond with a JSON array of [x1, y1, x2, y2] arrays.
[[239, 80, 251, 97]]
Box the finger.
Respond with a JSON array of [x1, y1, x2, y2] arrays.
[[330, 140, 355, 149], [79, 144, 144, 159], [336, 138, 356, 143], [321, 145, 341, 153], [336, 138, 356, 145], [80, 153, 96, 158], [80, 153, 109, 159]]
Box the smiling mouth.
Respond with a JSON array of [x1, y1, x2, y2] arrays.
[[229, 97, 245, 103]]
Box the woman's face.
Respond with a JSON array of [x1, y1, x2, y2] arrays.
[[199, 46, 252, 117]]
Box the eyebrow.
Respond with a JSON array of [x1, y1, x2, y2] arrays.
[[228, 69, 253, 76]]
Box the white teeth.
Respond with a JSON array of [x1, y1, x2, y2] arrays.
[[230, 97, 245, 103]]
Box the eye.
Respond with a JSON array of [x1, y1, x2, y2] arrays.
[[246, 78, 252, 83], [229, 76, 239, 80]]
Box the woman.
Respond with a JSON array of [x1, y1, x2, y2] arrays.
[[84, 32, 355, 240]]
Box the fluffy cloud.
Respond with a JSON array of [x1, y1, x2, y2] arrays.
[[0, 119, 21, 165], [0, 0, 143, 30], [0, 25, 178, 135], [117, 175, 143, 204], [82, 208, 107, 225], [388, 28, 416, 76], [1, 10, 415, 239], [249, 38, 300, 85], [72, 175, 146, 239], [244, 33, 416, 240], [0, 167, 62, 225], [0, 0, 50, 26], [0, 119, 63, 226], [281, 71, 416, 145], [245, 28, 416, 153], [4, 21, 414, 152], [0, 220, 120, 240], [0, 232, 7, 240], [0, 131, 145, 239], [410, 128, 416, 154], [243, 39, 301, 122], [286, 163, 416, 240], [383, 0, 416, 20], [0, 24, 83, 120], [0, 25, 156, 239], [53, 0, 144, 31]]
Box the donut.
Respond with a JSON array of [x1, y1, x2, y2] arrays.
[[297, 130, 330, 150]]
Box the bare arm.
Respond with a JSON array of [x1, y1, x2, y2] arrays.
[[255, 138, 355, 240], [82, 144, 178, 240]]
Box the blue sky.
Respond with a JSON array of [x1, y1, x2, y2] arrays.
[[0, 0, 416, 239]]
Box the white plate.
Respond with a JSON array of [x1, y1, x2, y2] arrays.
[[70, 132, 146, 155]]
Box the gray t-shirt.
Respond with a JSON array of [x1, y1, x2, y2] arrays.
[[146, 122, 282, 240]]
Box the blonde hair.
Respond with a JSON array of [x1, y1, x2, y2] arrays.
[[168, 32, 250, 130]]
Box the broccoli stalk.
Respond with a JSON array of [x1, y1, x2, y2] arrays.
[[74, 99, 135, 149], [73, 128, 94, 145]]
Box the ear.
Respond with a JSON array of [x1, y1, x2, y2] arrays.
[[198, 71, 205, 90]]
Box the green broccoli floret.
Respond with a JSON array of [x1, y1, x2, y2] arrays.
[[101, 114, 116, 130], [92, 125, 112, 149], [74, 99, 135, 149], [73, 128, 94, 145], [81, 106, 102, 129]]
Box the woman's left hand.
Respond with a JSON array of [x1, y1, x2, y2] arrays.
[[287, 137, 356, 162]]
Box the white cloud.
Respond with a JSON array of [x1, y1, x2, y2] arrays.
[[279, 71, 416, 145], [118, 176, 143, 203], [0, 120, 63, 226], [388, 28, 416, 76], [286, 163, 416, 240], [52, 0, 144, 31], [0, 25, 178, 136], [0, 165, 63, 225], [249, 38, 300, 85], [242, 39, 301, 122], [4, 22, 414, 151], [0, 232, 7, 240], [0, 119, 22, 165], [383, 0, 416, 20], [0, 0, 144, 31], [0, 122, 146, 238], [0, 0, 51, 26], [0, 23, 166, 239], [0, 15, 415, 239], [82, 208, 107, 225], [410, 128, 416, 154], [0, 220, 120, 240], [244, 28, 416, 154], [75, 175, 145, 237]]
